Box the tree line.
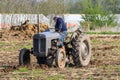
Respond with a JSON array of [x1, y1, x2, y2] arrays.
[[0, 0, 120, 14], [67, 0, 120, 14], [0, 0, 64, 15], [0, 0, 119, 30]]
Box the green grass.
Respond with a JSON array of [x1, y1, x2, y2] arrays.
[[30, 69, 45, 78], [0, 42, 6, 46], [12, 68, 65, 80], [19, 67, 28, 72], [117, 69, 120, 73], [98, 65, 120, 71], [45, 74, 65, 80], [86, 31, 120, 35], [14, 67, 28, 72], [68, 31, 120, 35], [87, 76, 94, 80], [22, 45, 32, 49], [0, 40, 32, 52], [91, 38, 103, 44]]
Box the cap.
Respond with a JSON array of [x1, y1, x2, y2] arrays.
[[53, 16, 58, 20]]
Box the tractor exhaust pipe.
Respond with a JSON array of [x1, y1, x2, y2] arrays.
[[37, 14, 40, 33]]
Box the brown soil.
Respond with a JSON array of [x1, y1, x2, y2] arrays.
[[0, 31, 120, 79]]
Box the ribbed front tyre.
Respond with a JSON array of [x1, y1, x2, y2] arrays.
[[19, 48, 30, 66]]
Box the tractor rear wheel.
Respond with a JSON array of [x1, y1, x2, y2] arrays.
[[55, 48, 66, 68], [71, 30, 91, 67], [19, 48, 30, 66]]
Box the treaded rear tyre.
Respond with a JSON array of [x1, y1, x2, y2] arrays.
[[19, 48, 30, 65], [71, 30, 91, 67]]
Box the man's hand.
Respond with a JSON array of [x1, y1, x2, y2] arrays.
[[55, 28, 60, 32]]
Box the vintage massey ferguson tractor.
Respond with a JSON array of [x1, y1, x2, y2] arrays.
[[19, 28, 91, 68]]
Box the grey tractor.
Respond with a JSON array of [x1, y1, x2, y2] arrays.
[[19, 28, 91, 68]]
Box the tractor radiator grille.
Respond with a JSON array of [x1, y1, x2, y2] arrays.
[[40, 38, 46, 52], [33, 37, 46, 54], [33, 38, 39, 53]]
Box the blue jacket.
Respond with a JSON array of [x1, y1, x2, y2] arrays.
[[55, 18, 67, 32]]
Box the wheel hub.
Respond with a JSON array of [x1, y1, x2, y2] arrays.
[[57, 50, 66, 68]]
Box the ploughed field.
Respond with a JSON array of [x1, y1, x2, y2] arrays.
[[0, 35, 120, 80]]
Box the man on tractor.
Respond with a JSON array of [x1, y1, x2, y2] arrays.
[[53, 16, 68, 52], [19, 16, 91, 68]]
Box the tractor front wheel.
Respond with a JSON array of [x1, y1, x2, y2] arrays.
[[19, 48, 31, 66]]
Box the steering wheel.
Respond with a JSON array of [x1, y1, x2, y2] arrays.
[[47, 28, 55, 32]]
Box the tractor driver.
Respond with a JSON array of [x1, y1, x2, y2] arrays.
[[53, 16, 68, 51]]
